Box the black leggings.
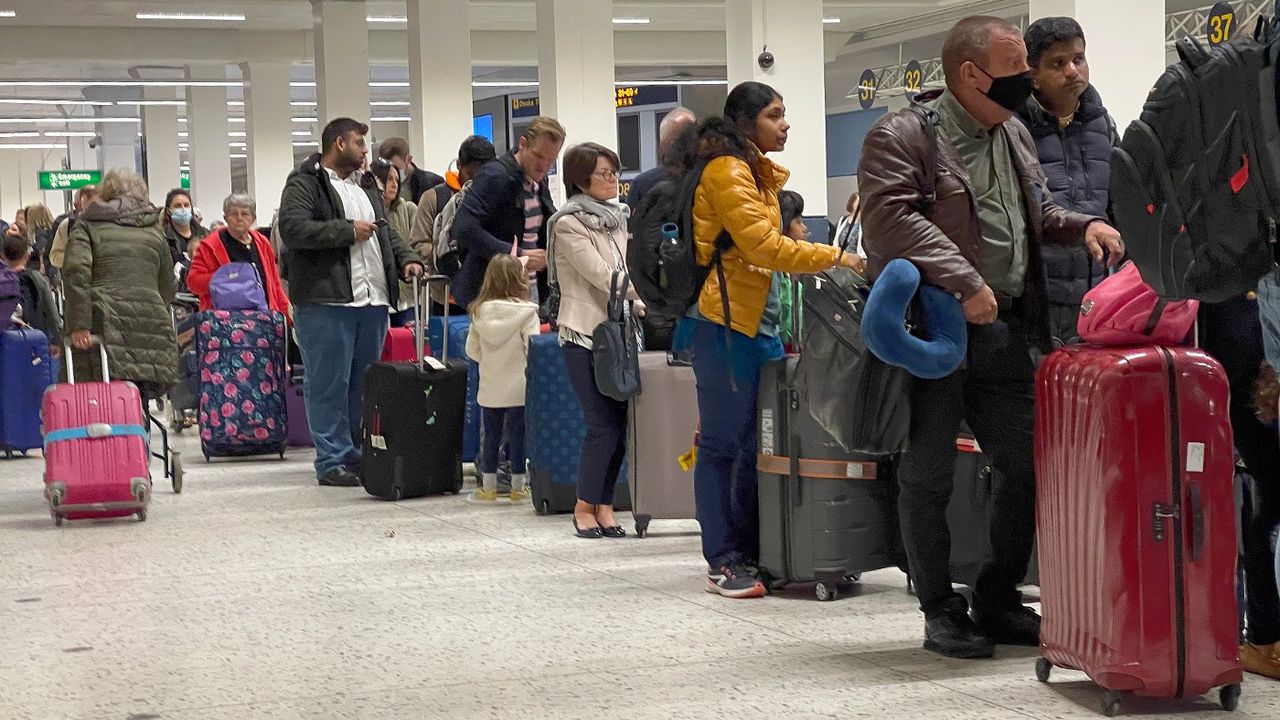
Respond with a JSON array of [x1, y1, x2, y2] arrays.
[[562, 343, 627, 506], [1200, 298, 1280, 645]]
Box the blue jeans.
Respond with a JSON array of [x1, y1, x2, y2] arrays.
[[689, 319, 783, 568], [480, 407, 526, 475], [294, 304, 389, 478]]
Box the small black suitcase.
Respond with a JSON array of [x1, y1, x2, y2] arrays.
[[361, 276, 467, 500], [946, 433, 1039, 588]]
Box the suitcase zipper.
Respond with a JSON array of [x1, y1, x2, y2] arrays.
[[1157, 347, 1188, 698]]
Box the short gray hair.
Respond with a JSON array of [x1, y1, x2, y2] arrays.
[[223, 193, 257, 217], [98, 168, 149, 204]]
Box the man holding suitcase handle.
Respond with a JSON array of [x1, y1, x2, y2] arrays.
[[277, 118, 424, 487], [858, 16, 1123, 659]]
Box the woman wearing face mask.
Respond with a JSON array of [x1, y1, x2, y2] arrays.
[[163, 189, 209, 285], [678, 81, 863, 599], [365, 158, 418, 325]]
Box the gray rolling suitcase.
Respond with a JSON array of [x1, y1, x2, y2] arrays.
[[756, 354, 901, 601], [627, 351, 699, 537]]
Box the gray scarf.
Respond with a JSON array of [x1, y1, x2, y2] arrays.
[[546, 195, 631, 321]]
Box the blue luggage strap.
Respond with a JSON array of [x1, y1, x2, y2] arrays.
[[44, 424, 148, 445]]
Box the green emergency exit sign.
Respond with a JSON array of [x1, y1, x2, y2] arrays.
[[38, 169, 102, 191], [180, 168, 190, 189]]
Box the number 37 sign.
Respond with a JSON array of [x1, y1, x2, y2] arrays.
[[1208, 1, 1235, 46]]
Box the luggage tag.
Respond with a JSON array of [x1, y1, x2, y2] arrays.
[[422, 356, 447, 371]]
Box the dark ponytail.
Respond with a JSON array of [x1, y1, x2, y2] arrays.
[[680, 81, 782, 189]]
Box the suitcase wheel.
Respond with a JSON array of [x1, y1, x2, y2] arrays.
[[1220, 684, 1241, 712], [1101, 690, 1123, 717], [537, 499, 550, 516], [52, 513, 63, 527], [634, 515, 651, 539], [392, 486, 403, 501], [136, 509, 147, 522], [814, 582, 838, 602], [171, 454, 184, 494], [1034, 657, 1052, 683]]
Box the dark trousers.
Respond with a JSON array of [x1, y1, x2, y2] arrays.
[[689, 319, 784, 568], [480, 406, 526, 475], [563, 343, 627, 506], [898, 312, 1038, 616], [1200, 297, 1280, 645]]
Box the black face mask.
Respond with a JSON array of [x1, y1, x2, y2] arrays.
[[975, 64, 1035, 113]]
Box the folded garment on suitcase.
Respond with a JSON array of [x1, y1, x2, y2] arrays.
[[1035, 345, 1242, 712]]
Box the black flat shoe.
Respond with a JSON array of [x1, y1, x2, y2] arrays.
[[573, 517, 602, 539], [599, 525, 626, 538]]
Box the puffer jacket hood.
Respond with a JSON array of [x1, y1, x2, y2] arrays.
[[472, 299, 539, 346], [80, 198, 162, 228]]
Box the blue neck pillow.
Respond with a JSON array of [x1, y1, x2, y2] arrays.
[[862, 259, 967, 380]]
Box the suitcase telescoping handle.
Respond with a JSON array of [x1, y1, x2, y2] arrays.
[[411, 274, 452, 370], [63, 334, 111, 384]]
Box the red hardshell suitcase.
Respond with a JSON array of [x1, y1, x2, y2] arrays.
[[42, 338, 152, 526], [1034, 345, 1242, 715]]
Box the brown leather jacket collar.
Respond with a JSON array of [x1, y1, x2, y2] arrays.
[[857, 90, 1101, 349]]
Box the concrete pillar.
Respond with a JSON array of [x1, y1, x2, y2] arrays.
[[243, 62, 296, 215], [1029, 0, 1165, 130], [98, 116, 138, 175], [313, 0, 371, 125], [536, 0, 618, 203], [408, 0, 473, 176], [725, 0, 829, 215], [186, 69, 233, 224], [142, 89, 182, 206]]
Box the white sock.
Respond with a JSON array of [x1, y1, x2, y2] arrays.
[[481, 473, 498, 493], [511, 473, 528, 492]]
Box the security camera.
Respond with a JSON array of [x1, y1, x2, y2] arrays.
[[87, 136, 102, 149], [758, 48, 775, 70]]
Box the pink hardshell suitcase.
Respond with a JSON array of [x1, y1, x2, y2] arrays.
[[42, 337, 152, 526]]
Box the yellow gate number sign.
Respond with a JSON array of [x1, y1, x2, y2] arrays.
[[857, 69, 877, 110], [1207, 1, 1235, 46], [904, 60, 923, 94]]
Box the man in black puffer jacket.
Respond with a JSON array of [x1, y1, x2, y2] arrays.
[[1018, 17, 1117, 344]]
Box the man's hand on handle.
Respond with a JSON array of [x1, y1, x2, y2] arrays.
[[71, 330, 92, 351], [402, 263, 425, 281], [1084, 222, 1125, 267]]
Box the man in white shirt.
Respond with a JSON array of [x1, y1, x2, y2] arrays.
[[277, 118, 424, 486]]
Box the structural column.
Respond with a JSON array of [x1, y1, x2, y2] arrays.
[[97, 111, 139, 176], [186, 69, 233, 224], [243, 62, 296, 215], [725, 0, 829, 216], [408, 0, 473, 175], [1029, 0, 1165, 130], [142, 89, 182, 205], [536, 0, 618, 203], [313, 0, 371, 125]]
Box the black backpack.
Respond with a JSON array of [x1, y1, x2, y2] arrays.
[[1110, 18, 1280, 302], [626, 161, 732, 323]]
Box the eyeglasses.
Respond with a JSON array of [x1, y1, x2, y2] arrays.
[[592, 169, 619, 180]]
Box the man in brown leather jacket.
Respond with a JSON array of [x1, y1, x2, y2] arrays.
[[858, 16, 1124, 659]]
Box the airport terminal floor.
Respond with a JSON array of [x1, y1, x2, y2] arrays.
[[0, 432, 1277, 720]]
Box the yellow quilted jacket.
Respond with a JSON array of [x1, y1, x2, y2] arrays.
[[693, 154, 843, 337]]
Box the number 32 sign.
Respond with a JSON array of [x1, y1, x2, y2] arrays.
[[1208, 1, 1235, 46]]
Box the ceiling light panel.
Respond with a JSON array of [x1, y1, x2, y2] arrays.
[[0, 98, 111, 106], [613, 17, 650, 25], [136, 12, 246, 22]]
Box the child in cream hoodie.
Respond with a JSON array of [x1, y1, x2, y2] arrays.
[[465, 254, 541, 503]]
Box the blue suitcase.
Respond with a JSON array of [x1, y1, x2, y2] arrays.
[[0, 328, 54, 456], [429, 316, 479, 462], [195, 310, 288, 461], [525, 333, 630, 514]]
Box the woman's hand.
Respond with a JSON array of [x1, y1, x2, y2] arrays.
[[71, 330, 93, 351], [839, 253, 867, 275]]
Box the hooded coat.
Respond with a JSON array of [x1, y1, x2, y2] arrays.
[[464, 298, 540, 408], [62, 198, 178, 389]]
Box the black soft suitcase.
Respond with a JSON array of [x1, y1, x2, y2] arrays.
[[946, 433, 1039, 588], [361, 276, 466, 500]]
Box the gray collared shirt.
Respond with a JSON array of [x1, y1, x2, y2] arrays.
[[931, 91, 1028, 297]]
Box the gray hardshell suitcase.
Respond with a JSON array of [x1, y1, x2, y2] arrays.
[[627, 351, 699, 537], [756, 354, 901, 601]]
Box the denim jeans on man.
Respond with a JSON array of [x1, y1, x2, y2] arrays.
[[689, 319, 784, 568], [897, 308, 1038, 617], [294, 304, 389, 477]]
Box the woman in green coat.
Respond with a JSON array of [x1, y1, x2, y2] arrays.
[[63, 167, 179, 397], [367, 157, 418, 325]]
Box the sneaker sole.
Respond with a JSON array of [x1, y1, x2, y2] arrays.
[[705, 578, 766, 599], [922, 639, 995, 659]]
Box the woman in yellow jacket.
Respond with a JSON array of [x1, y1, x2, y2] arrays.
[[684, 82, 863, 599]]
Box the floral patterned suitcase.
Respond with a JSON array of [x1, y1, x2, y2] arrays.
[[195, 310, 288, 461]]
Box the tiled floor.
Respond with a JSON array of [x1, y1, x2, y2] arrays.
[[1, 433, 1278, 720]]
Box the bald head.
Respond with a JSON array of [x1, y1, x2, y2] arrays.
[[942, 16, 1023, 88], [659, 107, 697, 152]]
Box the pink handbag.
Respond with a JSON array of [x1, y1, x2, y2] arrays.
[[1078, 262, 1199, 347]]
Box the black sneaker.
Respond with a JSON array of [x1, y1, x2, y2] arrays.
[[318, 468, 361, 487], [706, 563, 766, 599], [924, 599, 995, 659], [972, 604, 1041, 647]]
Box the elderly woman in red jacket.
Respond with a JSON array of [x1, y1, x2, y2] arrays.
[[187, 193, 290, 316]]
